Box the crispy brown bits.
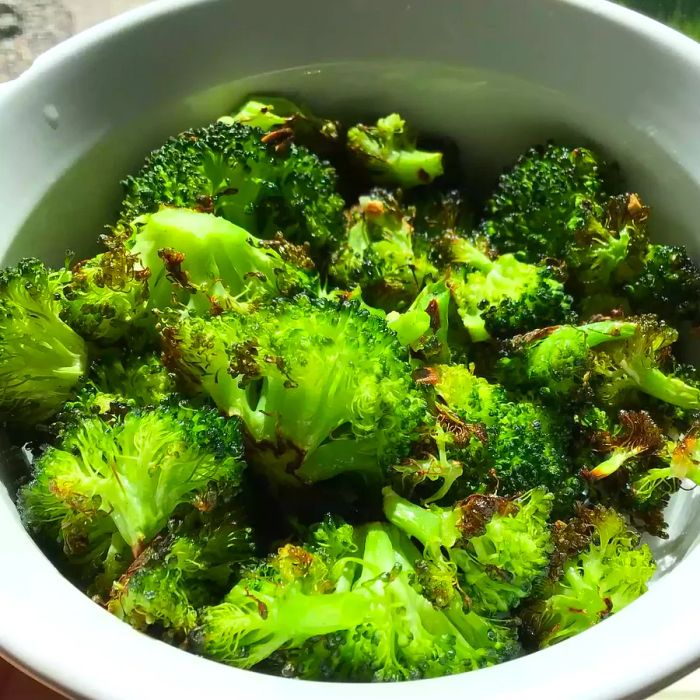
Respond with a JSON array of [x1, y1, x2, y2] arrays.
[[457, 493, 518, 538]]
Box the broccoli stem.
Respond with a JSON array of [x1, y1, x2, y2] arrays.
[[390, 150, 444, 188], [619, 361, 700, 410], [382, 487, 461, 549], [589, 448, 638, 479]]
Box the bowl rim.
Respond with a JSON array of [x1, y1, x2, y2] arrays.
[[1, 0, 700, 698]]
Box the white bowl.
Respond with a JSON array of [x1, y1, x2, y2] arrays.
[[1, 0, 700, 697]]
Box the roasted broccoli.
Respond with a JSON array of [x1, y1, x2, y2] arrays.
[[19, 402, 245, 572], [161, 294, 426, 487], [442, 234, 574, 341], [479, 144, 607, 262], [328, 189, 438, 310], [129, 207, 314, 314], [347, 114, 444, 188], [0, 259, 88, 423], [119, 120, 344, 249], [384, 487, 554, 614], [227, 95, 340, 155], [521, 506, 655, 647], [201, 517, 517, 680], [61, 237, 151, 345]]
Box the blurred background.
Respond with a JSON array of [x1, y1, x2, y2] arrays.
[[0, 0, 699, 697]]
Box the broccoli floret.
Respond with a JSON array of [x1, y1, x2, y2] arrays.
[[624, 244, 700, 324], [415, 364, 576, 502], [119, 120, 344, 249], [108, 518, 255, 641], [384, 487, 553, 614], [61, 237, 151, 345], [521, 506, 655, 648], [0, 259, 88, 423], [328, 189, 438, 311], [347, 114, 444, 188], [226, 95, 340, 156], [479, 144, 607, 262], [497, 318, 698, 408], [201, 518, 516, 679], [129, 208, 314, 314], [442, 234, 574, 341], [566, 193, 649, 298], [386, 280, 452, 362], [161, 294, 426, 488], [19, 403, 245, 566]]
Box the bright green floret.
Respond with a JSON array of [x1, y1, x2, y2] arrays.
[[108, 518, 255, 641], [443, 235, 574, 341], [227, 95, 340, 154], [119, 120, 344, 249], [347, 114, 444, 188], [161, 294, 426, 487], [479, 144, 606, 262], [201, 518, 517, 680], [19, 403, 245, 563], [418, 364, 576, 502], [522, 506, 655, 647], [0, 258, 87, 423], [384, 487, 554, 615], [129, 208, 314, 314], [61, 238, 151, 345], [328, 189, 438, 311]]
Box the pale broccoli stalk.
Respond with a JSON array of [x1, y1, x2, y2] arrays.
[[347, 114, 444, 188]]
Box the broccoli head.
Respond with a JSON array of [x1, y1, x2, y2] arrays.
[[479, 144, 607, 262], [201, 518, 516, 680], [227, 95, 340, 156], [108, 517, 255, 642], [442, 234, 574, 342], [521, 506, 655, 648], [328, 189, 438, 311], [384, 487, 554, 615], [119, 120, 344, 249], [347, 114, 444, 188], [624, 243, 700, 325], [414, 364, 577, 502], [129, 208, 314, 314], [0, 258, 87, 423], [19, 402, 245, 566], [61, 237, 151, 345], [161, 294, 426, 488]]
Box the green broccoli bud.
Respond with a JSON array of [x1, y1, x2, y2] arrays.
[[384, 487, 554, 614], [227, 95, 340, 155], [61, 237, 151, 345], [108, 517, 255, 641], [479, 143, 607, 262], [420, 364, 576, 501], [129, 208, 314, 314], [347, 114, 444, 188], [202, 519, 516, 679], [0, 259, 87, 423], [119, 120, 344, 249], [624, 243, 700, 325], [443, 235, 574, 342], [161, 294, 426, 488], [328, 189, 438, 311], [522, 506, 655, 648], [19, 403, 245, 561], [497, 319, 640, 400]]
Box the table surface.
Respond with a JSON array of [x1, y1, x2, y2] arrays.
[[1, 0, 699, 697]]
